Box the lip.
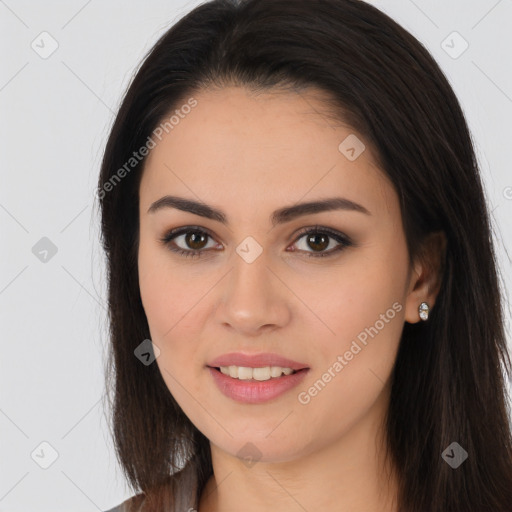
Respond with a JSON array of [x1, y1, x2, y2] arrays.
[[207, 366, 310, 404], [207, 352, 309, 371], [206, 352, 310, 404]]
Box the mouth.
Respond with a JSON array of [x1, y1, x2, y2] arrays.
[[207, 364, 310, 404], [205, 352, 310, 402]]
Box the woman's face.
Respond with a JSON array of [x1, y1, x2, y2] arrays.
[[138, 85, 421, 463]]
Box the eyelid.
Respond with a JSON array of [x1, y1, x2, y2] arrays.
[[159, 225, 216, 244], [292, 225, 352, 245]]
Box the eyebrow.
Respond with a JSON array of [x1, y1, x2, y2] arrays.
[[147, 195, 371, 226]]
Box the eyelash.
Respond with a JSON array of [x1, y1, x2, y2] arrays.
[[159, 225, 353, 260]]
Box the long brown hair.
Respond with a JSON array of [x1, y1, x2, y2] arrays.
[[97, 1, 512, 510]]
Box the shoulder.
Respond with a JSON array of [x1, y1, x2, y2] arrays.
[[104, 492, 145, 512]]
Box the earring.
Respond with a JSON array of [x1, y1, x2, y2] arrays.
[[418, 302, 430, 321]]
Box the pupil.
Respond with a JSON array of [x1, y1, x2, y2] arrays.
[[308, 233, 328, 252]]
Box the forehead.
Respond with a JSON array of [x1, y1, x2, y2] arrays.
[[140, 86, 397, 220]]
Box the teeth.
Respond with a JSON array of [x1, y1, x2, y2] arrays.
[[219, 365, 296, 381]]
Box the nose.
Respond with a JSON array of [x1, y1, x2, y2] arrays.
[[215, 249, 292, 337]]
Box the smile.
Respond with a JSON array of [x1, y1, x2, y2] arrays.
[[207, 366, 309, 404]]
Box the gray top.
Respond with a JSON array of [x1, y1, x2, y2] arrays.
[[103, 460, 199, 512]]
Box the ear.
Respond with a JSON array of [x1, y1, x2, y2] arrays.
[[404, 231, 447, 324]]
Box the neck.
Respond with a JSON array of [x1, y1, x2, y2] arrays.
[[198, 385, 398, 512]]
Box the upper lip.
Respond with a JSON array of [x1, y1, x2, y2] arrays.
[[207, 352, 309, 371]]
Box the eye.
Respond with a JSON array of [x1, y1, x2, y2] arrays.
[[159, 224, 353, 259], [159, 226, 218, 259], [290, 225, 353, 258]]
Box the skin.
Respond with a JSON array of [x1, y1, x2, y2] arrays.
[[137, 85, 445, 512]]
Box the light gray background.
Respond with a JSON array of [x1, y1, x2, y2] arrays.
[[1, 1, 511, 511]]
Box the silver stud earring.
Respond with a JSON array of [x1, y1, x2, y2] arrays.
[[418, 302, 430, 321]]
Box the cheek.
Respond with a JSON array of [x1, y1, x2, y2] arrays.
[[138, 239, 203, 340], [311, 238, 408, 354], [138, 262, 205, 413], [138, 242, 212, 402], [296, 299, 404, 450], [298, 240, 407, 423]]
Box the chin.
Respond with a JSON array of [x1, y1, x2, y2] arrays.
[[214, 434, 308, 465]]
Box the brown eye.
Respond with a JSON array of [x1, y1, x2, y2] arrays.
[[184, 231, 209, 250], [291, 226, 353, 258], [304, 232, 330, 252], [159, 227, 218, 259]]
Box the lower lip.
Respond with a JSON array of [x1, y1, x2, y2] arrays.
[[207, 366, 310, 404]]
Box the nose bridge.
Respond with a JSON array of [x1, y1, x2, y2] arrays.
[[217, 240, 290, 332], [228, 242, 274, 304]]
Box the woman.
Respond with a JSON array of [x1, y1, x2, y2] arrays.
[[98, 0, 512, 510]]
